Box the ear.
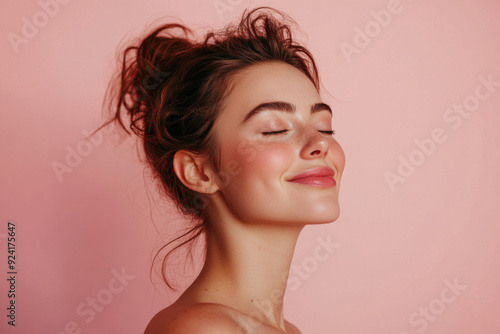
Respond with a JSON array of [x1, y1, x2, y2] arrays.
[[173, 150, 219, 194]]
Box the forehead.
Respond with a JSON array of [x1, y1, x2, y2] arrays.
[[218, 61, 321, 124]]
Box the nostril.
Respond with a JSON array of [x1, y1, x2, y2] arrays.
[[310, 149, 321, 156]]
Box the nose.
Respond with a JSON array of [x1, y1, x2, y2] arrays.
[[300, 127, 330, 160]]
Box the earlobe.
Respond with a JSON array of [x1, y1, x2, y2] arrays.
[[173, 150, 219, 194]]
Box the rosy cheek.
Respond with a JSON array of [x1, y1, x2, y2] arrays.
[[241, 142, 293, 176], [220, 140, 291, 178]]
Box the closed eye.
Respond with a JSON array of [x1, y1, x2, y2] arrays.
[[320, 130, 335, 135], [262, 129, 335, 136], [262, 129, 289, 136]]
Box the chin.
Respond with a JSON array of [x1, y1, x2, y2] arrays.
[[309, 212, 340, 225], [287, 207, 340, 226], [308, 200, 340, 222]]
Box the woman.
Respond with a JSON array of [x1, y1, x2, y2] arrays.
[[97, 6, 345, 333]]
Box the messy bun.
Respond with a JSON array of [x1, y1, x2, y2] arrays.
[[94, 6, 320, 289]]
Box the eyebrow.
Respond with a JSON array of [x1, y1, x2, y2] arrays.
[[240, 101, 333, 124]]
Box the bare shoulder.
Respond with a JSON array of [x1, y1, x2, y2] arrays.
[[144, 302, 239, 334]]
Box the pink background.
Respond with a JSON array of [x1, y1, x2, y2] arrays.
[[1, 0, 499, 333]]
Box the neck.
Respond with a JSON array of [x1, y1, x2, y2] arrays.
[[182, 200, 304, 332]]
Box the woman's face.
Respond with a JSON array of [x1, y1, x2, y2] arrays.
[[210, 61, 345, 226]]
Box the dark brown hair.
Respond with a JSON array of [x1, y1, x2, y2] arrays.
[[93, 6, 320, 290]]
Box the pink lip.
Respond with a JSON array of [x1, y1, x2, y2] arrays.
[[287, 167, 336, 188]]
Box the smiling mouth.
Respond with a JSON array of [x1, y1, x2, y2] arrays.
[[287, 176, 336, 187], [286, 166, 336, 187]]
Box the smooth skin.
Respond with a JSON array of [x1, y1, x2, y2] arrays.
[[145, 61, 346, 333]]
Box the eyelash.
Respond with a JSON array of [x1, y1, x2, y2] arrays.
[[262, 129, 335, 136]]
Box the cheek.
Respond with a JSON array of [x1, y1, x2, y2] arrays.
[[330, 140, 346, 175], [220, 140, 294, 184], [252, 145, 291, 179]]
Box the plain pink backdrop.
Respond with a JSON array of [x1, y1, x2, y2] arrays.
[[1, 0, 499, 333]]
